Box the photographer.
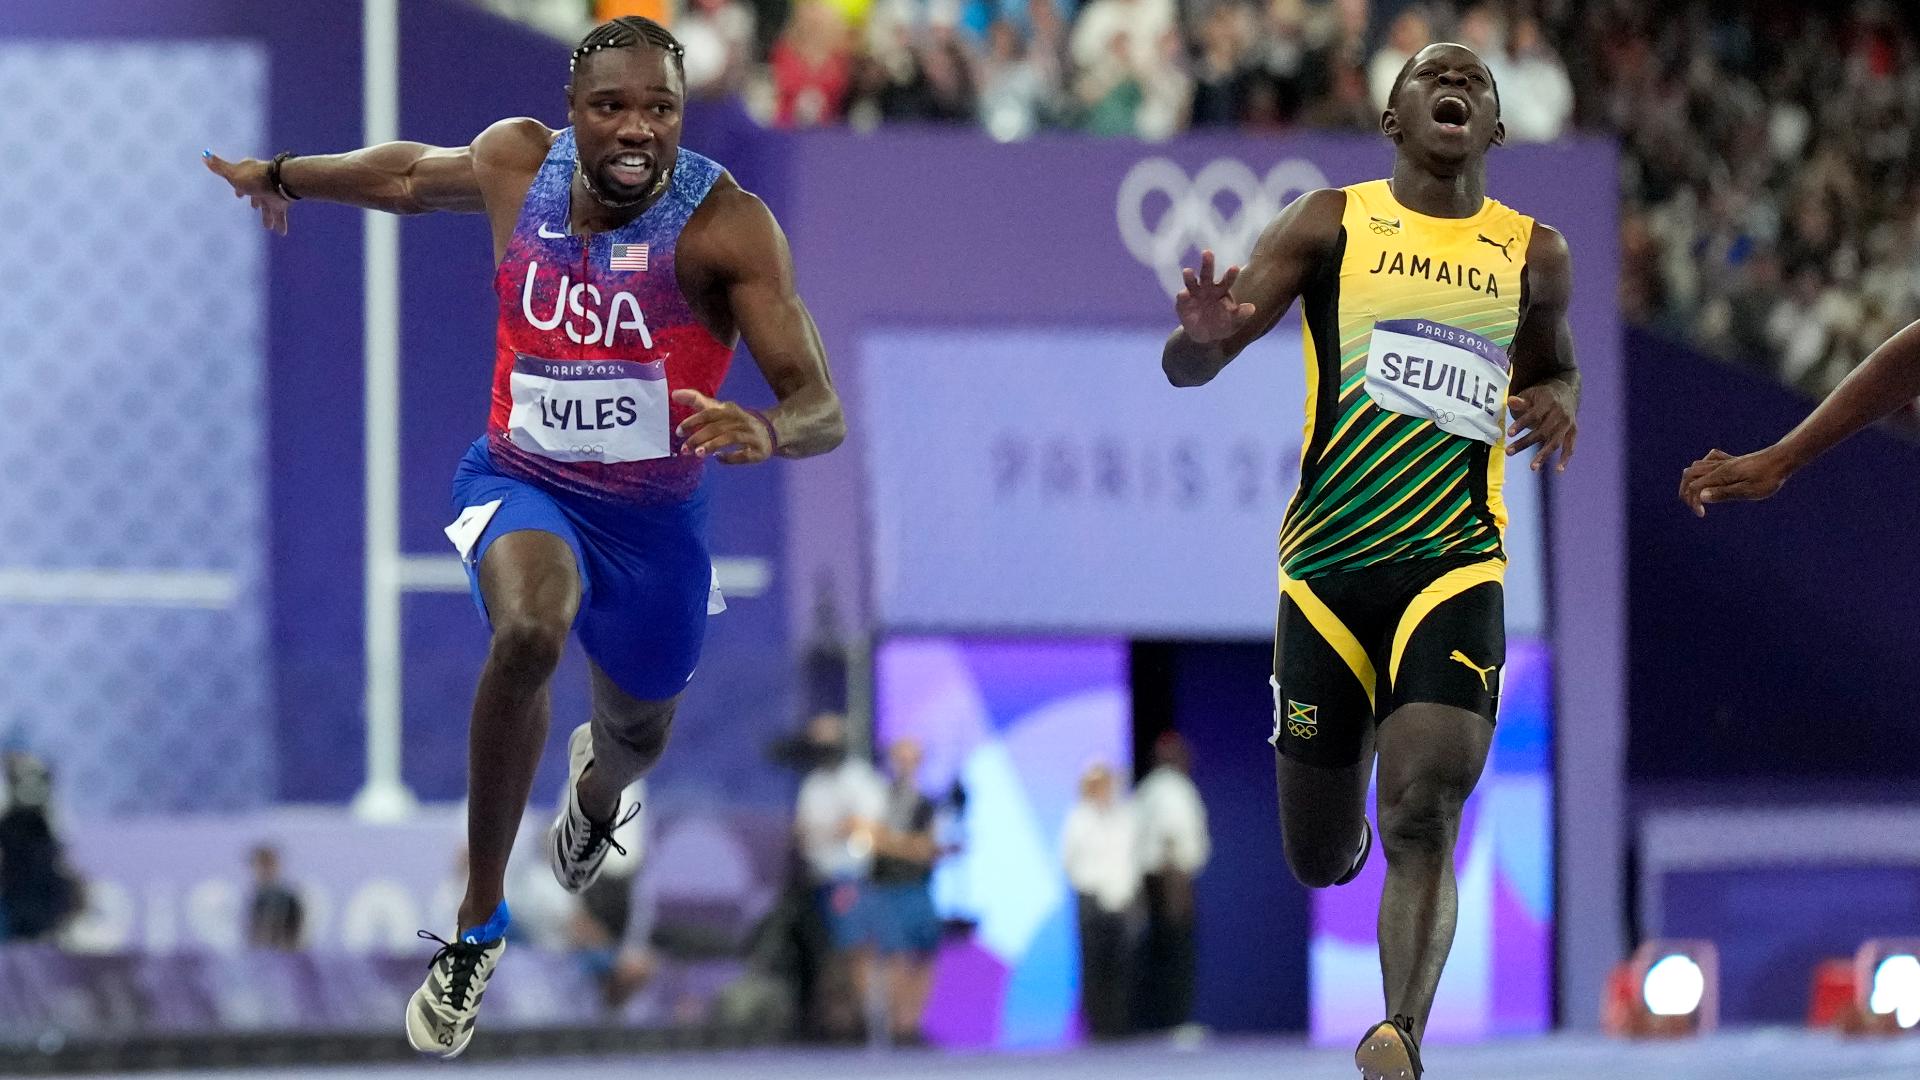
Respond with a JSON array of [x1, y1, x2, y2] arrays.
[[853, 738, 940, 1045], [0, 750, 83, 944]]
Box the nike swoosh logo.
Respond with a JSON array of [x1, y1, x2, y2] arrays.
[[537, 223, 569, 239]]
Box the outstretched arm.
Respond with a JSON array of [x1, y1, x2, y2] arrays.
[[1505, 224, 1580, 472], [1161, 187, 1345, 387], [674, 187, 845, 463], [1681, 319, 1920, 515], [202, 117, 546, 233]]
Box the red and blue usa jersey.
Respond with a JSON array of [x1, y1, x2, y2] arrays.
[[487, 129, 734, 505]]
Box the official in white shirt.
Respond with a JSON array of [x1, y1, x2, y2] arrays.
[[1133, 732, 1211, 1034], [1059, 761, 1140, 1040]]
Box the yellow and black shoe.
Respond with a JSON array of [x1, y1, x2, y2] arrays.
[[1354, 1013, 1423, 1080]]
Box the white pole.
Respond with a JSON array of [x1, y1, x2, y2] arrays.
[[351, 0, 417, 822]]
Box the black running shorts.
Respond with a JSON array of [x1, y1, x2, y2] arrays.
[[1271, 554, 1505, 768]]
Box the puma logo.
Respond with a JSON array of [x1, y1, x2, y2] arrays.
[[1449, 650, 1498, 690], [1477, 233, 1515, 262]]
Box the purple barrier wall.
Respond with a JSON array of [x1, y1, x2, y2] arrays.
[[58, 805, 787, 957], [1625, 326, 1920, 785], [0, 949, 742, 1038], [1661, 865, 1920, 1025], [28, 805, 776, 1038]]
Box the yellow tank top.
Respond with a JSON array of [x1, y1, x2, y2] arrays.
[[1279, 179, 1536, 579]]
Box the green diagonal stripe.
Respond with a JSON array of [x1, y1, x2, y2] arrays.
[[1290, 485, 1473, 577], [1287, 451, 1464, 567]]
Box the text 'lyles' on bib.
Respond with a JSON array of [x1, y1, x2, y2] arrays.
[[1363, 319, 1512, 445], [506, 353, 671, 464]]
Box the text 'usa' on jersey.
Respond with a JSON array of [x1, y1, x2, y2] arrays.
[[487, 129, 735, 506], [1279, 179, 1536, 580]]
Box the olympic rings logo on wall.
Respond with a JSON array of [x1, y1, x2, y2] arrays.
[[1116, 156, 1332, 298]]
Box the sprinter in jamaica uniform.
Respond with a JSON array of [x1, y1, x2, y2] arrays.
[[1161, 42, 1579, 1080]]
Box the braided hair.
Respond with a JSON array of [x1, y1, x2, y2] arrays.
[[569, 16, 686, 81]]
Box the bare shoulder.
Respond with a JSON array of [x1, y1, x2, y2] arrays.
[[690, 172, 778, 235], [1256, 187, 1346, 257], [470, 117, 554, 175], [1284, 187, 1347, 232], [1290, 186, 1348, 224], [1524, 223, 1573, 301], [1526, 222, 1572, 263], [683, 171, 787, 271]]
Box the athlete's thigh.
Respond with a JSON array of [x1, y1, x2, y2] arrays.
[[478, 530, 582, 628], [1272, 591, 1377, 845], [451, 444, 587, 630], [1272, 589, 1377, 769], [1374, 701, 1492, 819]]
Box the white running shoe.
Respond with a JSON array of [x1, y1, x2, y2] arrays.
[[547, 723, 640, 894], [404, 905, 509, 1059]]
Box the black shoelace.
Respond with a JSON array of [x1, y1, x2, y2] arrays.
[[571, 802, 642, 863], [1390, 1014, 1424, 1074], [418, 930, 489, 1012]]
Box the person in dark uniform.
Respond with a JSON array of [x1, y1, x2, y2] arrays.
[[245, 845, 305, 950], [855, 738, 941, 1044]]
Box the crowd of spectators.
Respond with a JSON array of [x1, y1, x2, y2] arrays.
[[484, 0, 1920, 396], [1582, 0, 1920, 396], [486, 0, 1572, 142]]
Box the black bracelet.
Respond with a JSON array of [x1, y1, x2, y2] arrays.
[[267, 151, 302, 201]]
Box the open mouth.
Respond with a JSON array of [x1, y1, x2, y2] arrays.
[[1432, 94, 1471, 130], [604, 150, 655, 189]]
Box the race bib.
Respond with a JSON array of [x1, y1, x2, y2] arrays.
[[1363, 320, 1511, 445], [507, 353, 670, 464]]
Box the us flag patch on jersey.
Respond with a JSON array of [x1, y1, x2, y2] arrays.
[[609, 243, 649, 272]]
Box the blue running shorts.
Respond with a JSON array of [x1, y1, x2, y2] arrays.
[[447, 437, 717, 701]]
